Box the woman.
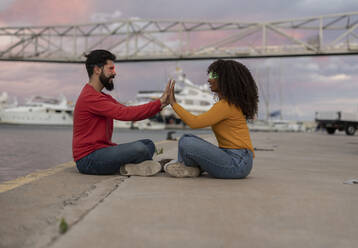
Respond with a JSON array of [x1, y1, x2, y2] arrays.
[[164, 59, 258, 179]]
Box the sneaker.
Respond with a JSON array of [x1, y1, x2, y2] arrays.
[[120, 160, 161, 176], [158, 158, 174, 172], [164, 162, 200, 178]]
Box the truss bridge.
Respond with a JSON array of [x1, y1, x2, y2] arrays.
[[0, 12, 358, 63]]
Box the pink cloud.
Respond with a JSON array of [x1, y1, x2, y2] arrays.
[[290, 74, 358, 93], [168, 26, 313, 52], [0, 62, 86, 103], [277, 29, 306, 40], [0, 0, 94, 26], [171, 30, 261, 51]]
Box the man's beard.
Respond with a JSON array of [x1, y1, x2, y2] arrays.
[[100, 72, 114, 91]]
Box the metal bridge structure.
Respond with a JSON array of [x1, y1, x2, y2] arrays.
[[0, 11, 358, 63]]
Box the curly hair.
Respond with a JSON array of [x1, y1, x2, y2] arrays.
[[207, 59, 258, 120]]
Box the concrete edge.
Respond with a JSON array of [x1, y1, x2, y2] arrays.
[[0, 139, 175, 194]]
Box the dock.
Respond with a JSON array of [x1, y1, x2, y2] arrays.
[[0, 132, 357, 248]]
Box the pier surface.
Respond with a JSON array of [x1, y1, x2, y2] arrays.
[[0, 132, 357, 248]]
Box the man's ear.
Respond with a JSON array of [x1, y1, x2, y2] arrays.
[[93, 65, 102, 75]]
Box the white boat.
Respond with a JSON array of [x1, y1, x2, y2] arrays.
[[113, 68, 214, 129], [271, 120, 310, 132], [135, 68, 215, 123], [113, 120, 132, 129], [247, 120, 274, 132], [133, 119, 165, 130], [113, 119, 165, 130], [0, 92, 9, 109], [0, 95, 73, 125], [247, 119, 309, 132]]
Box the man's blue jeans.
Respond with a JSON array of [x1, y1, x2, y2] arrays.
[[76, 139, 155, 175], [178, 134, 253, 179]]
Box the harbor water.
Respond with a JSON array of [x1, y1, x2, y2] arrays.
[[0, 124, 211, 183]]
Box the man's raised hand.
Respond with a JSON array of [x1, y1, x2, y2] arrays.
[[160, 80, 172, 108]]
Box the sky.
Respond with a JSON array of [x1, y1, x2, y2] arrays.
[[0, 0, 358, 120]]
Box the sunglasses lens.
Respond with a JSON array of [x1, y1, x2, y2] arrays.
[[209, 72, 218, 79]]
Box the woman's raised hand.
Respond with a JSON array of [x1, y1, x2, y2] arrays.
[[169, 79, 176, 105]]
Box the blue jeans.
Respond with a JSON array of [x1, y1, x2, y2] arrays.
[[178, 134, 253, 179], [76, 139, 155, 175]]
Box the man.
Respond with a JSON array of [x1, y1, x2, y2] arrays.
[[72, 49, 170, 176]]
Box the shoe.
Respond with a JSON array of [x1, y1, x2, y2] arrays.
[[120, 160, 161, 176], [158, 158, 174, 172], [164, 162, 200, 178]]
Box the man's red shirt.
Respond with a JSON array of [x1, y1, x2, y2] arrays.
[[72, 84, 161, 161]]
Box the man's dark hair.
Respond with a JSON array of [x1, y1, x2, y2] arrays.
[[207, 59, 259, 120], [85, 50, 116, 78]]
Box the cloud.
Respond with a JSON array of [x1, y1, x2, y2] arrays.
[[93, 0, 357, 23], [295, 0, 358, 15], [90, 10, 122, 22], [294, 61, 319, 72], [0, 62, 86, 103], [265, 95, 358, 120], [0, 0, 94, 26], [310, 73, 351, 83], [246, 55, 358, 120], [327, 74, 351, 81], [0, 0, 12, 10], [311, 97, 358, 113]]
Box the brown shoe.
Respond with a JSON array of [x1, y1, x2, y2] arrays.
[[120, 160, 161, 176], [164, 162, 200, 178]]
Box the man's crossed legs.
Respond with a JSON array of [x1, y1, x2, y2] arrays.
[[76, 139, 161, 176]]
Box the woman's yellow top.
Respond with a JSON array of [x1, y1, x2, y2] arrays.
[[172, 100, 255, 156]]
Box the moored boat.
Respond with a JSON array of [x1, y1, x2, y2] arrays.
[[0, 95, 73, 125], [135, 68, 215, 123]]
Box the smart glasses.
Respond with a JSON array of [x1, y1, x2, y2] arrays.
[[208, 71, 218, 79]]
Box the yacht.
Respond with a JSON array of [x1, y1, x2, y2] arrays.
[[133, 119, 166, 130], [0, 95, 73, 125], [247, 120, 274, 132], [0, 92, 9, 109], [135, 68, 215, 123], [247, 119, 309, 132], [113, 68, 215, 129], [114, 118, 165, 130], [113, 116, 165, 130], [113, 120, 133, 129]]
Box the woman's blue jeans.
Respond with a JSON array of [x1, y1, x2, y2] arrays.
[[178, 134, 253, 179], [76, 139, 155, 175]]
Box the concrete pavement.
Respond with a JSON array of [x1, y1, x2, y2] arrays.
[[0, 132, 357, 248]]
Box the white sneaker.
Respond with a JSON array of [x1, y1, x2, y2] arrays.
[[120, 160, 161, 176], [164, 162, 200, 178]]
